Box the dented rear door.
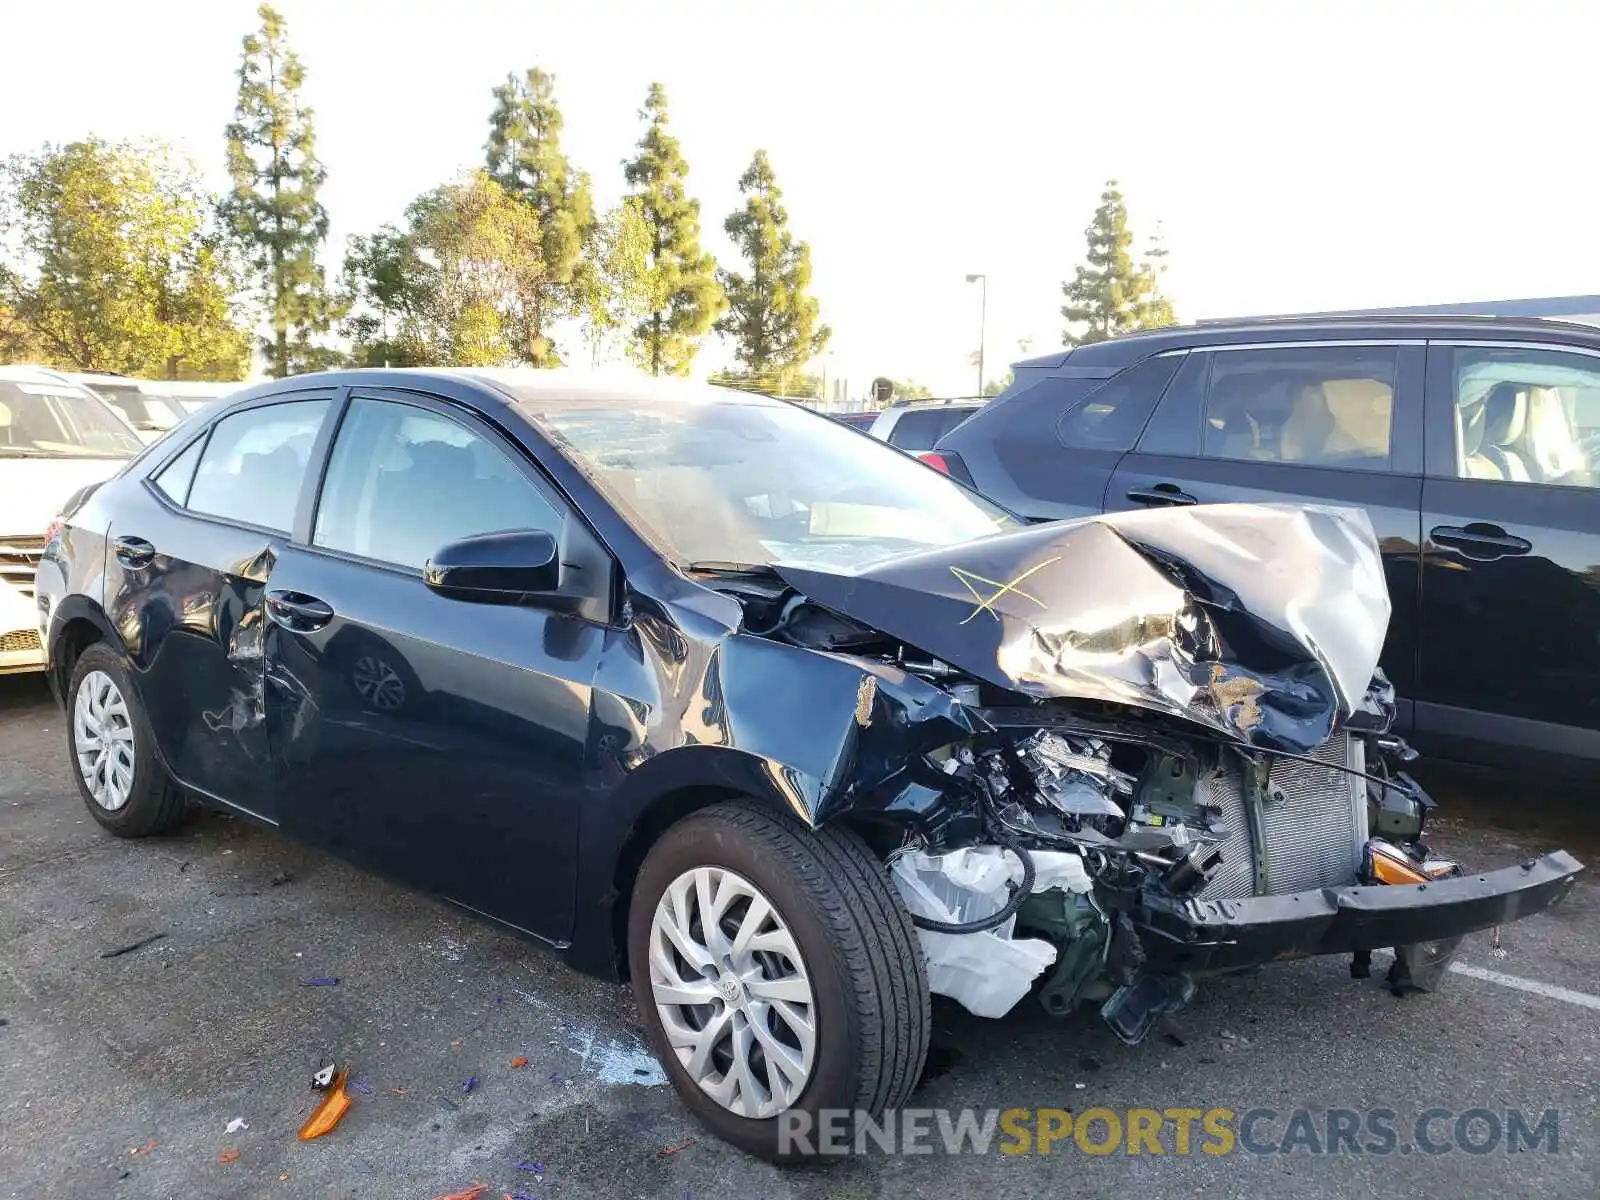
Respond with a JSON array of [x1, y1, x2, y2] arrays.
[[103, 391, 336, 823]]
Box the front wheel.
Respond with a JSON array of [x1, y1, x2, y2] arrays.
[[628, 799, 930, 1162]]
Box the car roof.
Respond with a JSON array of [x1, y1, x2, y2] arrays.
[[217, 367, 789, 416], [0, 364, 103, 396], [1017, 313, 1600, 372]]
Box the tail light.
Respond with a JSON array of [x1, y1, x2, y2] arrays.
[[44, 516, 64, 545], [917, 449, 975, 486]]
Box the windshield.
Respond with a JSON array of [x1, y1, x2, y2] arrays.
[[0, 380, 143, 457], [528, 392, 1015, 572], [94, 383, 185, 432]]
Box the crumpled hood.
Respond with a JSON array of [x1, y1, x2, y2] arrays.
[[774, 502, 1390, 753]]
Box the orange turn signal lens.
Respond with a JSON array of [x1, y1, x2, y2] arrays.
[[1364, 839, 1430, 885], [298, 1067, 352, 1140]]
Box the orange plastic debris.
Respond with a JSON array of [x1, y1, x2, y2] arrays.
[[510, 1057, 528, 1069], [298, 1067, 353, 1140], [430, 1185, 486, 1200], [218, 1149, 240, 1164]]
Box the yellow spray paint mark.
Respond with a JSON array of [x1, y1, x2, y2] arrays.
[[950, 557, 1061, 625]]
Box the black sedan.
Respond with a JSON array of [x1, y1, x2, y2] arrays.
[[34, 369, 1581, 1161]]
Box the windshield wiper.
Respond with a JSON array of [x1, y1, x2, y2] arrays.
[[685, 560, 779, 576]]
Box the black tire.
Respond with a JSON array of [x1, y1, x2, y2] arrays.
[[628, 798, 929, 1162], [66, 642, 190, 837]]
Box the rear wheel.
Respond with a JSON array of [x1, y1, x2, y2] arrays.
[[67, 642, 190, 837], [628, 799, 929, 1161]]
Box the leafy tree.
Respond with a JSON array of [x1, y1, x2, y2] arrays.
[[622, 83, 723, 375], [0, 139, 250, 378], [982, 370, 1013, 397], [342, 172, 551, 368], [485, 68, 595, 364], [223, 3, 339, 376], [715, 150, 829, 391], [575, 198, 652, 366], [1060, 179, 1175, 347], [891, 379, 932, 402]]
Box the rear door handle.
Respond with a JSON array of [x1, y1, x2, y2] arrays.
[[1429, 523, 1532, 560], [112, 535, 155, 568], [1126, 483, 1198, 507], [265, 589, 335, 632]]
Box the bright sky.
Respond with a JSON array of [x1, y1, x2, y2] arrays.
[[6, 0, 1599, 397]]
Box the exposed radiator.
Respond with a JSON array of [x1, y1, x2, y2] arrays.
[[1200, 733, 1368, 900]]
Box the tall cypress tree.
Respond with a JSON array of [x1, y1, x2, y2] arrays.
[[223, 3, 337, 376], [1060, 179, 1175, 347], [485, 68, 594, 365], [716, 150, 829, 390], [622, 83, 722, 375]]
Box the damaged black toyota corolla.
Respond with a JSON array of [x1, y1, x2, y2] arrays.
[[35, 369, 1584, 1162]]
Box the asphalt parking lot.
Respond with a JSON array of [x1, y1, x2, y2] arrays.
[[1, 673, 1596, 1200]]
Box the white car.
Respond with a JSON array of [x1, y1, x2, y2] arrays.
[[0, 366, 142, 673], [58, 372, 190, 443]]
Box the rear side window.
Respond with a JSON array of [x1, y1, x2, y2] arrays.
[[152, 436, 205, 505], [886, 409, 957, 450], [1202, 346, 1396, 470], [187, 400, 329, 532], [1054, 356, 1182, 450]]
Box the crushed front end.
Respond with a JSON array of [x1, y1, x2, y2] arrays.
[[737, 502, 1585, 1041]]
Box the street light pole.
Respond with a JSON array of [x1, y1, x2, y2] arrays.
[[966, 273, 987, 396]]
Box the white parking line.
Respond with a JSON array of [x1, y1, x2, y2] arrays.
[[1447, 961, 1600, 1012], [1371, 948, 1600, 1012]]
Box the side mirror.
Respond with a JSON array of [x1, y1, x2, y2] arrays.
[[423, 529, 561, 603]]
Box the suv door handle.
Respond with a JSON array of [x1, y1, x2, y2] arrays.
[[1429, 523, 1533, 560], [112, 535, 155, 568], [1126, 483, 1198, 507], [265, 589, 335, 632]]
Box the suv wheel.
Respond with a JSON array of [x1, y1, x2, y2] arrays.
[[628, 799, 929, 1161], [67, 643, 190, 836]]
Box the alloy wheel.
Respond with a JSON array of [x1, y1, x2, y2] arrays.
[[648, 865, 817, 1119]]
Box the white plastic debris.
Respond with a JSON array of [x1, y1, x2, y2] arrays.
[[891, 846, 1094, 1018], [311, 1064, 336, 1090], [224, 1117, 248, 1134]]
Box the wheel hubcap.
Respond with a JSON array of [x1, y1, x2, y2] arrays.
[[73, 670, 136, 812], [648, 865, 817, 1119]]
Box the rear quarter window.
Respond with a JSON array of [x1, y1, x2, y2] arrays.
[[1054, 355, 1183, 450]]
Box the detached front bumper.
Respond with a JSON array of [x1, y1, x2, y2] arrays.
[[1138, 851, 1585, 973]]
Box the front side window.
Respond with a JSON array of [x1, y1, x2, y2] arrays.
[[1449, 346, 1600, 488], [527, 392, 1014, 572], [313, 398, 562, 570], [1201, 346, 1397, 470], [0, 380, 143, 458], [187, 400, 329, 532]]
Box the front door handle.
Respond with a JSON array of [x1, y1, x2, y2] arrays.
[[112, 535, 155, 568], [1429, 523, 1532, 561], [265, 589, 335, 632], [1126, 483, 1198, 507]]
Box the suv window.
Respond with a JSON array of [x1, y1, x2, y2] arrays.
[[187, 400, 329, 531], [1449, 346, 1600, 487], [887, 408, 970, 450], [1054, 355, 1182, 450], [1201, 346, 1397, 470], [313, 398, 562, 570]]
